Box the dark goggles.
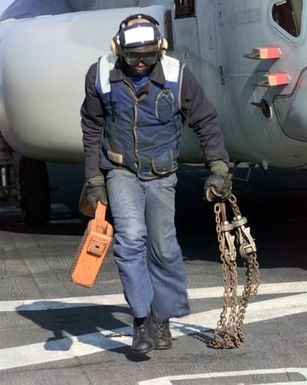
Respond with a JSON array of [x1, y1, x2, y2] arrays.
[[123, 50, 159, 66]]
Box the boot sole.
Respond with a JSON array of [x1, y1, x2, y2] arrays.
[[132, 344, 154, 354], [154, 342, 172, 350]]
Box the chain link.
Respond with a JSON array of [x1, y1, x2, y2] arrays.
[[208, 194, 261, 348]]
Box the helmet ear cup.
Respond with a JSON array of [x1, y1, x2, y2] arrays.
[[110, 36, 118, 55], [111, 34, 125, 56], [157, 37, 168, 57], [160, 37, 168, 53]]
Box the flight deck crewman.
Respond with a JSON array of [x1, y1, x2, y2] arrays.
[[80, 14, 232, 354]]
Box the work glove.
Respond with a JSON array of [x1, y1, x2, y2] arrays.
[[204, 160, 232, 202], [79, 174, 107, 217]]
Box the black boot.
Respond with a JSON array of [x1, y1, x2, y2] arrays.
[[132, 317, 154, 354], [153, 320, 172, 350]]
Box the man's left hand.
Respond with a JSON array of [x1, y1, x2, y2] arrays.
[[204, 160, 232, 202]]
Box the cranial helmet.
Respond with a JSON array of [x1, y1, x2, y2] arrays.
[[111, 14, 168, 65]]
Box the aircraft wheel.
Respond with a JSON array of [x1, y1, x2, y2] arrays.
[[19, 156, 51, 225]]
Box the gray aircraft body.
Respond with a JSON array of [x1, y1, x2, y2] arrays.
[[0, 0, 305, 223]]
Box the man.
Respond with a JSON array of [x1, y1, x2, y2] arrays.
[[80, 14, 232, 354]]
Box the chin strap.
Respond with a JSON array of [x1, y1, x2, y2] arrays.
[[208, 193, 261, 349]]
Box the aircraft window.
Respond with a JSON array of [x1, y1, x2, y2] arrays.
[[175, 0, 195, 19], [272, 0, 303, 37]]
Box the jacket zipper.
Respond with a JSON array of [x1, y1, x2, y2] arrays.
[[123, 80, 140, 175]]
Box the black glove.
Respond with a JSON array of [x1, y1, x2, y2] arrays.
[[79, 174, 107, 217], [204, 161, 232, 202]]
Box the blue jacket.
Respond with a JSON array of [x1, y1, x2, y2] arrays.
[[81, 56, 229, 179], [95, 53, 185, 179]]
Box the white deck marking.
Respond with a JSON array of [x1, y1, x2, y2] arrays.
[[0, 285, 307, 370], [0, 326, 132, 370], [1, 280, 307, 312], [173, 292, 307, 329], [137, 368, 307, 385]]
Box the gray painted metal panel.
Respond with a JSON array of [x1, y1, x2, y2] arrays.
[[1, 0, 307, 168]]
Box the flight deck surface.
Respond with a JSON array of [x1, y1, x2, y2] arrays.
[[0, 164, 306, 385]]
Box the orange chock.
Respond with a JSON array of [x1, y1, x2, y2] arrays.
[[71, 202, 113, 288]]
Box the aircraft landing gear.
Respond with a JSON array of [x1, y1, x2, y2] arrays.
[[0, 132, 15, 201], [19, 156, 50, 225], [0, 131, 51, 225]]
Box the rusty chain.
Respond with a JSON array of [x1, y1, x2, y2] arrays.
[[208, 193, 260, 349]]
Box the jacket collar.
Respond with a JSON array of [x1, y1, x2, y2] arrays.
[[109, 58, 166, 86]]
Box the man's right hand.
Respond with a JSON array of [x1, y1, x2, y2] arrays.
[[79, 174, 107, 217], [85, 174, 108, 209]]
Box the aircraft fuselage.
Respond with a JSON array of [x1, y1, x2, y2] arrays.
[[0, 0, 307, 169]]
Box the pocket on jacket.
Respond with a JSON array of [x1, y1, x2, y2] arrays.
[[155, 89, 175, 123], [151, 149, 174, 175]]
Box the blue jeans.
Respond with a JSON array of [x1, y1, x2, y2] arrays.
[[106, 168, 189, 322]]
